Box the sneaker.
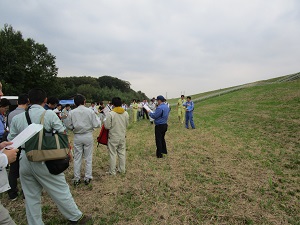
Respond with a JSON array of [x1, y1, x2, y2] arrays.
[[69, 214, 93, 224], [73, 180, 81, 187], [9, 193, 18, 201], [84, 179, 91, 185], [10, 196, 18, 201]]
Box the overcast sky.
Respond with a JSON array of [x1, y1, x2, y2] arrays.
[[1, 0, 299, 99]]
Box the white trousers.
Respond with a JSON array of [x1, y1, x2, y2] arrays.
[[0, 202, 16, 225], [73, 132, 94, 181]]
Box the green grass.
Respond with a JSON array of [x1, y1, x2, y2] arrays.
[[1, 79, 299, 224]]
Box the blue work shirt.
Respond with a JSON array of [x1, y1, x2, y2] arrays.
[[149, 103, 170, 125], [183, 101, 194, 112]]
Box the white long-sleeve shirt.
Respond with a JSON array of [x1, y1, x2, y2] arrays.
[[65, 105, 100, 134]]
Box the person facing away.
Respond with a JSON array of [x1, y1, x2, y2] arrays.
[[177, 95, 186, 124], [0, 81, 19, 225], [65, 94, 100, 186], [8, 88, 92, 225], [147, 95, 170, 158], [104, 97, 129, 175], [183, 96, 195, 129], [7, 94, 29, 201]]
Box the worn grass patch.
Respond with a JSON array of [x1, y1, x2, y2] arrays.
[[1, 80, 299, 224]]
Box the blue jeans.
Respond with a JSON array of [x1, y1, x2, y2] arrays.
[[185, 111, 195, 129]]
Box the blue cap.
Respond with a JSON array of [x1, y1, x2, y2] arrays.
[[156, 95, 166, 102]]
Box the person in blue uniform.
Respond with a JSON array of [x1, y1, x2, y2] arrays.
[[147, 95, 170, 158], [183, 96, 195, 129]]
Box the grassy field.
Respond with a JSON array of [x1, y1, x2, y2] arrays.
[[1, 79, 299, 224]]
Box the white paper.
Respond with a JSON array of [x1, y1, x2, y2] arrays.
[[8, 123, 43, 149], [143, 105, 153, 113]]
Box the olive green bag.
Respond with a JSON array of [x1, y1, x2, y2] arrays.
[[25, 111, 70, 162]]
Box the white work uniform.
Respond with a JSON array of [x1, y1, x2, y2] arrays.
[[65, 105, 100, 181], [8, 104, 82, 225], [104, 108, 129, 175]]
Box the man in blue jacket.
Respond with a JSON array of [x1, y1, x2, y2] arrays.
[[147, 95, 170, 158], [183, 96, 195, 129]]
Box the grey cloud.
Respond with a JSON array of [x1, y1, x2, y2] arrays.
[[1, 0, 299, 98]]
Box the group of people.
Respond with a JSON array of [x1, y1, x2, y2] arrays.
[[0, 79, 196, 224], [1, 85, 93, 224], [177, 95, 195, 129], [0, 82, 134, 224]]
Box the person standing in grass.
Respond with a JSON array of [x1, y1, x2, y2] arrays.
[[148, 98, 156, 124], [7, 94, 29, 201], [177, 95, 186, 124], [8, 88, 92, 225], [65, 94, 101, 186], [0, 81, 19, 225], [131, 99, 138, 123], [147, 95, 170, 158], [183, 96, 195, 129], [104, 97, 129, 175]]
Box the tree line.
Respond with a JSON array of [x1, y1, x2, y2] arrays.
[[0, 24, 148, 104]]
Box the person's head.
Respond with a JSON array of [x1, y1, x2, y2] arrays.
[[0, 98, 10, 114], [99, 101, 104, 106], [156, 95, 166, 105], [56, 104, 62, 110], [187, 96, 191, 102], [18, 94, 29, 105], [0, 82, 3, 98], [181, 95, 185, 99], [47, 96, 59, 109], [111, 97, 122, 107], [28, 88, 47, 105], [91, 102, 95, 107], [133, 99, 136, 103], [65, 104, 70, 110], [74, 94, 86, 107]]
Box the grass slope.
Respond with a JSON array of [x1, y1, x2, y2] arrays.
[[1, 80, 299, 224]]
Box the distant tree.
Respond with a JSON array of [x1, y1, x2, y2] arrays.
[[97, 75, 131, 92], [0, 24, 58, 95]]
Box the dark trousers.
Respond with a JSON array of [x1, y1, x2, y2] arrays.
[[143, 108, 149, 119], [155, 124, 168, 157], [7, 151, 21, 199]]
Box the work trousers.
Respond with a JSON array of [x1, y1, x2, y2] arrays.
[[7, 151, 21, 199], [155, 124, 168, 157], [185, 111, 195, 129], [20, 151, 82, 225], [107, 138, 126, 175], [132, 110, 137, 123], [73, 132, 94, 181], [143, 108, 149, 119], [178, 108, 185, 123], [0, 202, 16, 225]]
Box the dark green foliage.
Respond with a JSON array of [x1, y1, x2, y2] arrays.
[[0, 24, 58, 96]]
